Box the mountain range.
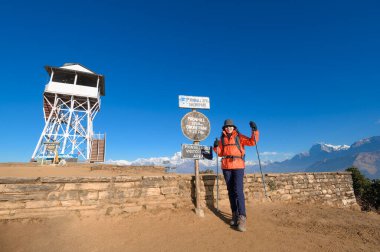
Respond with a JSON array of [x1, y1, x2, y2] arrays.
[[262, 136, 380, 179], [108, 136, 380, 179]]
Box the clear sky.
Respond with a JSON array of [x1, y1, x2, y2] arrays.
[[0, 0, 379, 163]]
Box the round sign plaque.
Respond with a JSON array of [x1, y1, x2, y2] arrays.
[[181, 111, 210, 141]]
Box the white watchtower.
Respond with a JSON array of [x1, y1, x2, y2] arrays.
[[31, 63, 106, 162]]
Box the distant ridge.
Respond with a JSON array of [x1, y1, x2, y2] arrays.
[[108, 136, 380, 179], [263, 136, 380, 179]]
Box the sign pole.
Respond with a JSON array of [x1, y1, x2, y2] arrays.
[[193, 140, 204, 217], [192, 108, 204, 217]]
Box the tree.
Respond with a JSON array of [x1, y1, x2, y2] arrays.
[[346, 167, 379, 212]]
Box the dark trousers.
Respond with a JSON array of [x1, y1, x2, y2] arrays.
[[222, 169, 246, 217]]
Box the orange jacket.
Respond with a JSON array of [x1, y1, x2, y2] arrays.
[[213, 129, 259, 169]]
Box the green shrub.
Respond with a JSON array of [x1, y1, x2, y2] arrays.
[[367, 179, 380, 211], [346, 167, 380, 212]]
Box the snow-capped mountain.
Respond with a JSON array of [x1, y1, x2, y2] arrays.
[[108, 152, 266, 174], [264, 136, 380, 179], [349, 136, 380, 152], [108, 152, 217, 173], [108, 136, 380, 179]]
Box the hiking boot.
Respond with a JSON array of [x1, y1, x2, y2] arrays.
[[237, 215, 246, 232], [230, 211, 238, 226]]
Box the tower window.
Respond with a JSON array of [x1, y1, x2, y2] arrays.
[[76, 74, 98, 87], [52, 70, 75, 84]]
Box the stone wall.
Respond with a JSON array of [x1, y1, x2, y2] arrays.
[[0, 172, 358, 219]]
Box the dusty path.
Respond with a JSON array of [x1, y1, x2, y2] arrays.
[[0, 202, 379, 252]]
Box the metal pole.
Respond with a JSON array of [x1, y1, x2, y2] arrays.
[[216, 150, 219, 211], [87, 97, 91, 161], [31, 94, 57, 160], [253, 132, 268, 198], [61, 96, 74, 154]]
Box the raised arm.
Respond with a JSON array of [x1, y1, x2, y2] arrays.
[[241, 121, 259, 146], [240, 130, 259, 147]]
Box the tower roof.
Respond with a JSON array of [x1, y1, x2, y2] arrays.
[[45, 63, 105, 96], [61, 63, 95, 73]]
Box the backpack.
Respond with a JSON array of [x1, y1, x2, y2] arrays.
[[221, 131, 245, 160]]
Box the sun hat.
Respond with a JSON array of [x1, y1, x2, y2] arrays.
[[223, 119, 236, 129]]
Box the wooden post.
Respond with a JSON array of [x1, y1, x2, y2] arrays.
[[193, 140, 204, 217]]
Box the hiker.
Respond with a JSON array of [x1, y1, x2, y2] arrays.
[[213, 119, 259, 232]]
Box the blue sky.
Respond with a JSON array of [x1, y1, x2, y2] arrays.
[[0, 0, 379, 163]]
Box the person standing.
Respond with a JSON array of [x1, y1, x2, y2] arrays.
[[213, 119, 259, 232]]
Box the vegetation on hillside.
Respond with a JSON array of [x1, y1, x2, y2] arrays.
[[346, 167, 380, 212]]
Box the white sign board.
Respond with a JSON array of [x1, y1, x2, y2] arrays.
[[181, 144, 212, 159], [179, 95, 210, 109], [44, 142, 59, 152]]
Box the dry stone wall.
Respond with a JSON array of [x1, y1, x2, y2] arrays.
[[0, 172, 357, 219]]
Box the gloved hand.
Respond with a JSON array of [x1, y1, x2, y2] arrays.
[[214, 138, 219, 148], [249, 121, 257, 131], [201, 147, 213, 160]]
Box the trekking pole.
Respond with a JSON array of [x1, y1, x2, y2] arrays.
[[253, 132, 268, 198], [214, 138, 219, 211]]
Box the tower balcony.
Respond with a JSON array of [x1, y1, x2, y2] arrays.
[[45, 81, 100, 98]]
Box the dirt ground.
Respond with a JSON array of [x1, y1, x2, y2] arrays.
[[0, 163, 379, 251], [0, 202, 379, 252]]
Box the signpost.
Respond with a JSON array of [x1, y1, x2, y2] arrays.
[[181, 111, 210, 141], [42, 142, 60, 164], [179, 95, 211, 217], [181, 144, 212, 159], [179, 95, 210, 110], [44, 142, 59, 152]]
